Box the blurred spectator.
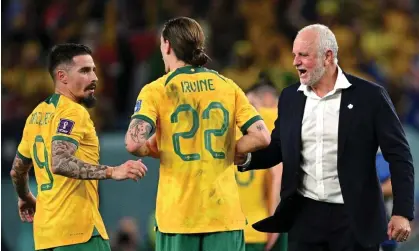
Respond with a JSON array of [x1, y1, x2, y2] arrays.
[[222, 40, 261, 92], [112, 217, 144, 251]]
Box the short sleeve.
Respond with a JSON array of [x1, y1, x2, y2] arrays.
[[17, 120, 31, 162], [51, 107, 86, 148], [233, 81, 262, 133], [131, 84, 159, 134]]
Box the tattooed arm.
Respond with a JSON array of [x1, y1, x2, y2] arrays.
[[51, 140, 113, 179], [236, 120, 271, 154], [10, 155, 33, 199], [51, 140, 147, 181], [125, 118, 153, 157]]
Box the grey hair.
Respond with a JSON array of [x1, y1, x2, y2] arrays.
[[297, 24, 339, 64]]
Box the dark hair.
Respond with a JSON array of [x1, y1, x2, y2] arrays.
[[47, 43, 92, 80], [162, 17, 210, 67]]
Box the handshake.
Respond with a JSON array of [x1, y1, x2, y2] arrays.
[[234, 152, 250, 167]]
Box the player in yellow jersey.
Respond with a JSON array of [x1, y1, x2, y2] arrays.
[[242, 83, 288, 251], [235, 83, 282, 251], [10, 43, 148, 251], [124, 17, 271, 251]]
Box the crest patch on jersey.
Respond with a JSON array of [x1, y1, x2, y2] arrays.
[[57, 119, 75, 135], [134, 100, 142, 112]]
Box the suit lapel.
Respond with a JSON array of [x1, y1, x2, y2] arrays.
[[290, 90, 307, 163], [338, 84, 357, 159]]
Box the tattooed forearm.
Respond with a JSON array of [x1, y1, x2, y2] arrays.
[[10, 155, 33, 199], [51, 140, 111, 180], [127, 119, 152, 145]]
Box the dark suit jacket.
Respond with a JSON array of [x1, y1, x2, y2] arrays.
[[241, 73, 415, 247]]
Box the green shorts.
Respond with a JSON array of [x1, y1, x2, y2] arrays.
[[245, 243, 265, 251], [245, 233, 288, 251], [39, 236, 111, 251], [156, 229, 245, 251], [271, 233, 288, 251]]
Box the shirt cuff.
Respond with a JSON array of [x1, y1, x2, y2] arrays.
[[237, 153, 252, 172]]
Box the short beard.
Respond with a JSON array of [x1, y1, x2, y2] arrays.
[[303, 57, 326, 87], [80, 94, 97, 108]]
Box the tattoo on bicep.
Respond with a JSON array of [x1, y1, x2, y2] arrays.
[[11, 155, 32, 198], [128, 119, 152, 144], [256, 123, 265, 131], [51, 140, 108, 180]]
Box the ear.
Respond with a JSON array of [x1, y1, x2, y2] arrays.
[[325, 50, 334, 66], [57, 69, 68, 84], [164, 39, 171, 55]]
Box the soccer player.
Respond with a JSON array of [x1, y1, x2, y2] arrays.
[[124, 17, 271, 251], [235, 85, 285, 251], [10, 43, 148, 251]]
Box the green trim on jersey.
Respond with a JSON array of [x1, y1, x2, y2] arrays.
[[131, 114, 156, 135], [45, 93, 61, 108], [16, 150, 31, 162], [52, 135, 79, 148], [241, 115, 263, 134]]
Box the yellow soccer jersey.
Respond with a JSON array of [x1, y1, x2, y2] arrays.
[[258, 107, 277, 132], [17, 94, 108, 250], [235, 106, 277, 243], [235, 168, 269, 243], [132, 65, 262, 234]]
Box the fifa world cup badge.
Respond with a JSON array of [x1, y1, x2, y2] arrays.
[[57, 119, 75, 135]]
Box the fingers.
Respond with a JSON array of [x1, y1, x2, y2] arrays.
[[392, 227, 403, 241], [127, 172, 140, 182], [19, 210, 26, 222], [128, 169, 144, 181], [387, 223, 394, 240], [400, 231, 410, 242], [126, 159, 148, 181], [19, 209, 34, 223], [396, 227, 410, 242], [234, 153, 246, 164], [390, 224, 411, 242]]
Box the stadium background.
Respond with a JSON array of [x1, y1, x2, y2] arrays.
[[1, 0, 418, 250]]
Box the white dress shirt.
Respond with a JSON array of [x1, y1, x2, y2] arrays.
[[297, 66, 352, 204]]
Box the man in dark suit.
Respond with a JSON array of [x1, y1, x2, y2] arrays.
[[235, 24, 415, 251]]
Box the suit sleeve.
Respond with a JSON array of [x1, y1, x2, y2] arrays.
[[245, 92, 284, 171], [131, 84, 158, 134], [375, 87, 414, 220]]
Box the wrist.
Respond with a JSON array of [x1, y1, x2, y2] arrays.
[[20, 191, 34, 201], [106, 166, 114, 179]]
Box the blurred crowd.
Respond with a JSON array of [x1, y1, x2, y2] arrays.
[[2, 0, 419, 133], [1, 0, 419, 250]]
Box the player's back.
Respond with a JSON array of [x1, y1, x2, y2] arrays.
[[134, 65, 261, 233], [17, 94, 108, 249]]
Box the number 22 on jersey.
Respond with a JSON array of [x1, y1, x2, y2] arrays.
[[171, 102, 229, 161]]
